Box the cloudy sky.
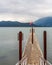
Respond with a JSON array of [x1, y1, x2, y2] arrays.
[[0, 0, 52, 22]]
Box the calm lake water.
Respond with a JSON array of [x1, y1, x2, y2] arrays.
[[0, 27, 52, 65]]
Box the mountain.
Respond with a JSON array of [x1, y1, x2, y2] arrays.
[[0, 17, 52, 27], [0, 21, 36, 27], [33, 17, 52, 27]]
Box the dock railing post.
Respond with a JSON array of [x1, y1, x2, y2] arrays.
[[18, 31, 23, 61], [43, 31, 47, 65]]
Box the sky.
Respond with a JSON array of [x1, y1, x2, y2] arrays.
[[0, 0, 52, 22]]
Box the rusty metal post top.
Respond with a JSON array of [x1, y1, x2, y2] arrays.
[[18, 31, 23, 40], [19, 31, 23, 34]]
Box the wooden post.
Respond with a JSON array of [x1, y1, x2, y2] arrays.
[[32, 27, 33, 44], [18, 31, 23, 61], [43, 31, 47, 60]]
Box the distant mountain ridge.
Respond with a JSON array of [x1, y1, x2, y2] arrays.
[[33, 17, 52, 27], [0, 21, 35, 27], [0, 17, 52, 27]]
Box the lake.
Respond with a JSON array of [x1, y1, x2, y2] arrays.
[[0, 27, 52, 65]]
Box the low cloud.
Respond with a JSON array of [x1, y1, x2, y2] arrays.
[[0, 0, 52, 22]]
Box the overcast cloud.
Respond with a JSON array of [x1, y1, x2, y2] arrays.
[[0, 0, 52, 22]]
